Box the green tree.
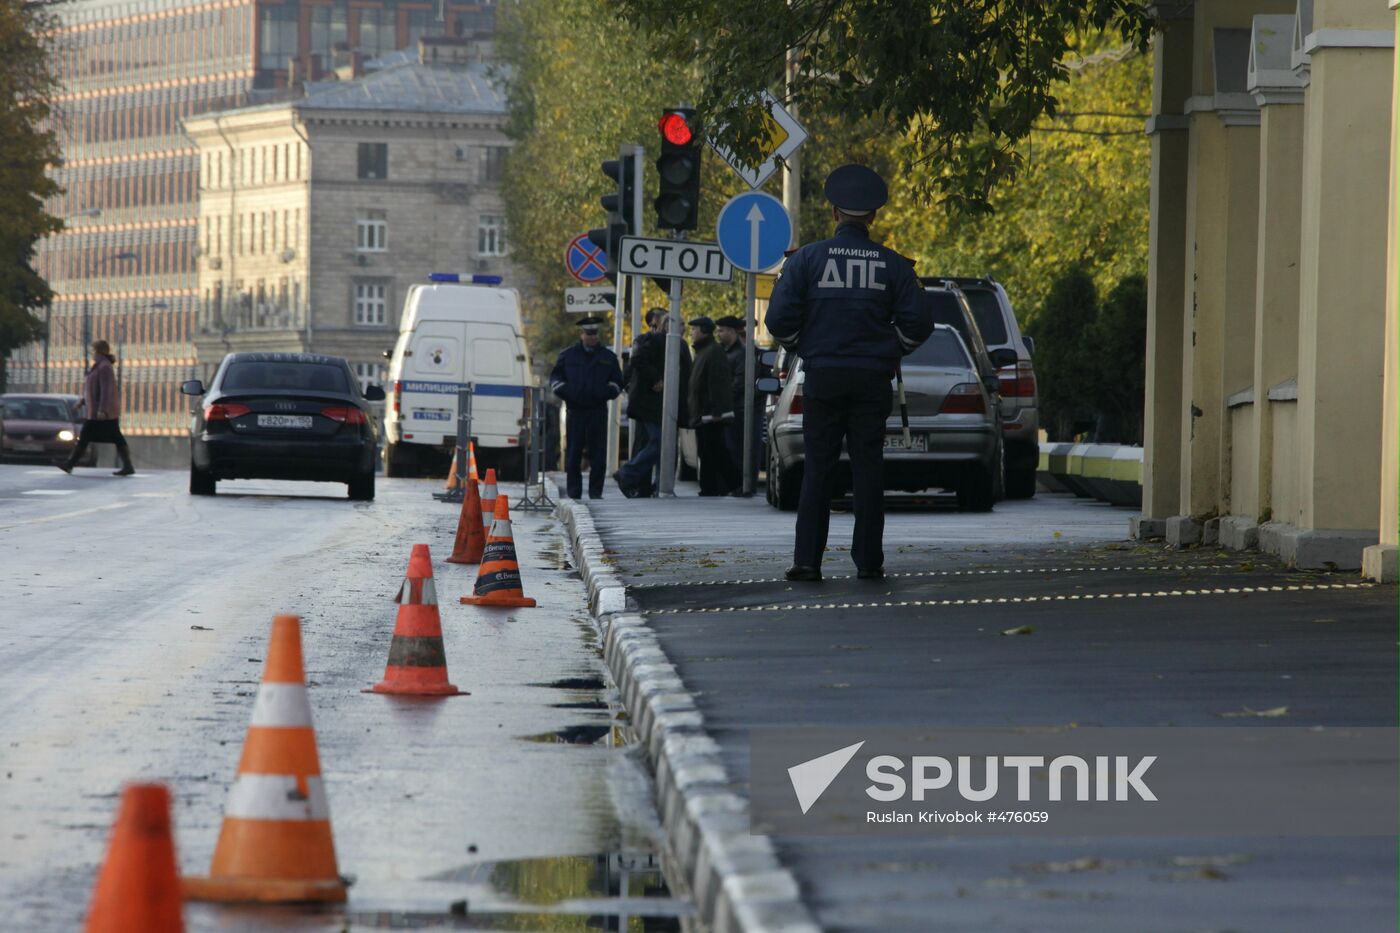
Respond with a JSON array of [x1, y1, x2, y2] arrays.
[[609, 0, 1153, 213], [1088, 272, 1146, 443], [1026, 265, 1099, 440], [883, 42, 1150, 323], [0, 1, 63, 391]]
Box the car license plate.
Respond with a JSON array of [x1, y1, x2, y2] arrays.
[[256, 414, 313, 429], [884, 434, 927, 452], [12, 440, 42, 452]]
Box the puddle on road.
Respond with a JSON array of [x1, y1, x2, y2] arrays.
[[520, 724, 614, 745]]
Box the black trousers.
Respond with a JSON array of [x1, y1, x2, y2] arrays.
[[724, 408, 763, 488], [793, 367, 891, 570], [565, 407, 607, 498], [72, 419, 132, 463], [696, 421, 740, 495]]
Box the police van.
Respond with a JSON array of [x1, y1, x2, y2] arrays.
[[383, 273, 532, 479]]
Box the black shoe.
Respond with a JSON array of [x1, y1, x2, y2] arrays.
[[113, 465, 135, 477], [613, 471, 639, 498], [785, 565, 822, 582], [589, 494, 603, 500], [56, 459, 74, 474], [857, 567, 885, 580]]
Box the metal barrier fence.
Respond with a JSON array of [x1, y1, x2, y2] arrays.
[[517, 386, 555, 512]]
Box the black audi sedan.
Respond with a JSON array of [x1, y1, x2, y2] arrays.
[[181, 353, 384, 499]]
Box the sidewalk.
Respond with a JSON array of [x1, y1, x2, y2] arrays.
[[567, 482, 1398, 932]]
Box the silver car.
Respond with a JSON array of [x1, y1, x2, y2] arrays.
[[763, 324, 1003, 512], [923, 276, 1040, 498]]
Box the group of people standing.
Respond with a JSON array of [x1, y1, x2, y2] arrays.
[[550, 309, 766, 500]]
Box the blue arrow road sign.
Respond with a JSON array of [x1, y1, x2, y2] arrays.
[[716, 191, 792, 274], [565, 233, 609, 283]]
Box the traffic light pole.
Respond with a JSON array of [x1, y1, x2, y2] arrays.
[[606, 274, 624, 474], [658, 271, 683, 497]]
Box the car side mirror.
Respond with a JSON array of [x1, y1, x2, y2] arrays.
[[759, 350, 777, 368], [755, 377, 782, 395], [181, 379, 204, 396], [988, 347, 1018, 368], [364, 383, 386, 402], [1021, 336, 1035, 356]]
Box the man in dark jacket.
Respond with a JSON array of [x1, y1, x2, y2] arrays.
[[550, 315, 623, 499], [715, 314, 763, 491], [615, 308, 665, 497], [686, 316, 741, 496], [766, 164, 933, 580]]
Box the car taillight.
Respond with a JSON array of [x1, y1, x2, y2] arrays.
[[789, 388, 803, 415], [321, 407, 368, 425], [204, 402, 251, 421], [939, 383, 986, 414], [998, 361, 1037, 398], [392, 380, 402, 414]]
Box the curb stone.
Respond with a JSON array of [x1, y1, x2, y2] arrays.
[[555, 489, 821, 933]]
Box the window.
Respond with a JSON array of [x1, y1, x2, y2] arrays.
[[356, 210, 387, 252], [353, 282, 387, 325], [352, 361, 385, 393], [357, 142, 388, 180], [906, 327, 974, 369], [481, 146, 506, 183], [477, 213, 506, 256], [258, 4, 297, 71]]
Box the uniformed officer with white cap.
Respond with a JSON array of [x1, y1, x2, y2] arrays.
[[765, 165, 933, 581]]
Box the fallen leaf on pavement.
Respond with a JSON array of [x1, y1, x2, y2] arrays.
[[1001, 625, 1035, 636], [1219, 706, 1288, 718]]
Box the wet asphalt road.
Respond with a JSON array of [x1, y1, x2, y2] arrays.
[[586, 486, 1399, 932], [0, 465, 686, 930]]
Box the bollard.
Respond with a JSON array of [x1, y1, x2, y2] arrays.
[[433, 384, 473, 503]]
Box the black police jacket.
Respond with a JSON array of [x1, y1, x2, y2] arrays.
[[765, 222, 932, 374], [550, 342, 623, 411]]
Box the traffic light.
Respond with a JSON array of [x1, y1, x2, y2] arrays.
[[654, 107, 701, 232], [587, 148, 643, 283]]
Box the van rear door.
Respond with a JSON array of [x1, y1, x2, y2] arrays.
[[402, 321, 467, 433], [465, 322, 526, 446]]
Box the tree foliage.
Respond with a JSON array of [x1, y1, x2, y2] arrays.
[[609, 0, 1153, 213], [1026, 266, 1099, 441], [0, 1, 63, 390], [1088, 272, 1146, 443], [881, 43, 1150, 324]]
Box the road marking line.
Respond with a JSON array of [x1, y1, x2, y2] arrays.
[[21, 489, 76, 496], [0, 501, 130, 529], [631, 563, 1235, 589], [646, 582, 1376, 615]]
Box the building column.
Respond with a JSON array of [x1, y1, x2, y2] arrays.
[[1169, 23, 1263, 548], [1137, 7, 1195, 540], [1221, 15, 1307, 551], [1287, 0, 1394, 569], [1363, 0, 1399, 582]]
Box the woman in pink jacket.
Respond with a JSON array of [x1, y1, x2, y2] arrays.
[[58, 339, 135, 476]]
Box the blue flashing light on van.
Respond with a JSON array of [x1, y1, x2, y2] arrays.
[[428, 272, 504, 285]]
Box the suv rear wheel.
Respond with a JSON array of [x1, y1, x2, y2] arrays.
[[957, 460, 995, 512], [771, 448, 803, 511], [348, 470, 375, 501], [189, 462, 216, 496]]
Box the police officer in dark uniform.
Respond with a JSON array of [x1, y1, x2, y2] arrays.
[[550, 315, 623, 499], [765, 165, 933, 581]]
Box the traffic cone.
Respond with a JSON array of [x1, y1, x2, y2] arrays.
[[479, 468, 498, 531], [446, 478, 486, 565], [460, 495, 538, 608], [444, 449, 460, 491], [183, 615, 347, 904], [468, 441, 480, 482], [86, 783, 184, 932], [367, 544, 468, 695]]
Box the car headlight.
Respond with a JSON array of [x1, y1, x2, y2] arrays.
[[57, 429, 75, 441]]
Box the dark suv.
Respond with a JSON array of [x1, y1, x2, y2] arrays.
[[921, 277, 1039, 498]]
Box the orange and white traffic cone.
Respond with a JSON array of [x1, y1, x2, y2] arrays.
[[86, 783, 184, 933], [183, 615, 347, 904], [460, 495, 537, 608], [367, 544, 468, 695], [479, 468, 497, 532], [444, 450, 460, 492], [468, 441, 480, 483], [446, 478, 486, 565]]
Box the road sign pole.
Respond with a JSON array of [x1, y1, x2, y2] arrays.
[[607, 275, 624, 474], [742, 272, 758, 496], [658, 276, 683, 497]]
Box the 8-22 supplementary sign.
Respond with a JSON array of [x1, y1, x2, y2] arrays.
[[617, 236, 733, 282], [564, 286, 616, 313]]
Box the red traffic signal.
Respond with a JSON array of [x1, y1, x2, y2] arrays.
[[658, 111, 694, 146]]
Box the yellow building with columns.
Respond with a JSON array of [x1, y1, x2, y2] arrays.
[[1135, 0, 1398, 582]]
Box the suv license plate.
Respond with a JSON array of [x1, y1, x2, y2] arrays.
[[257, 414, 313, 429], [884, 435, 927, 452]]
